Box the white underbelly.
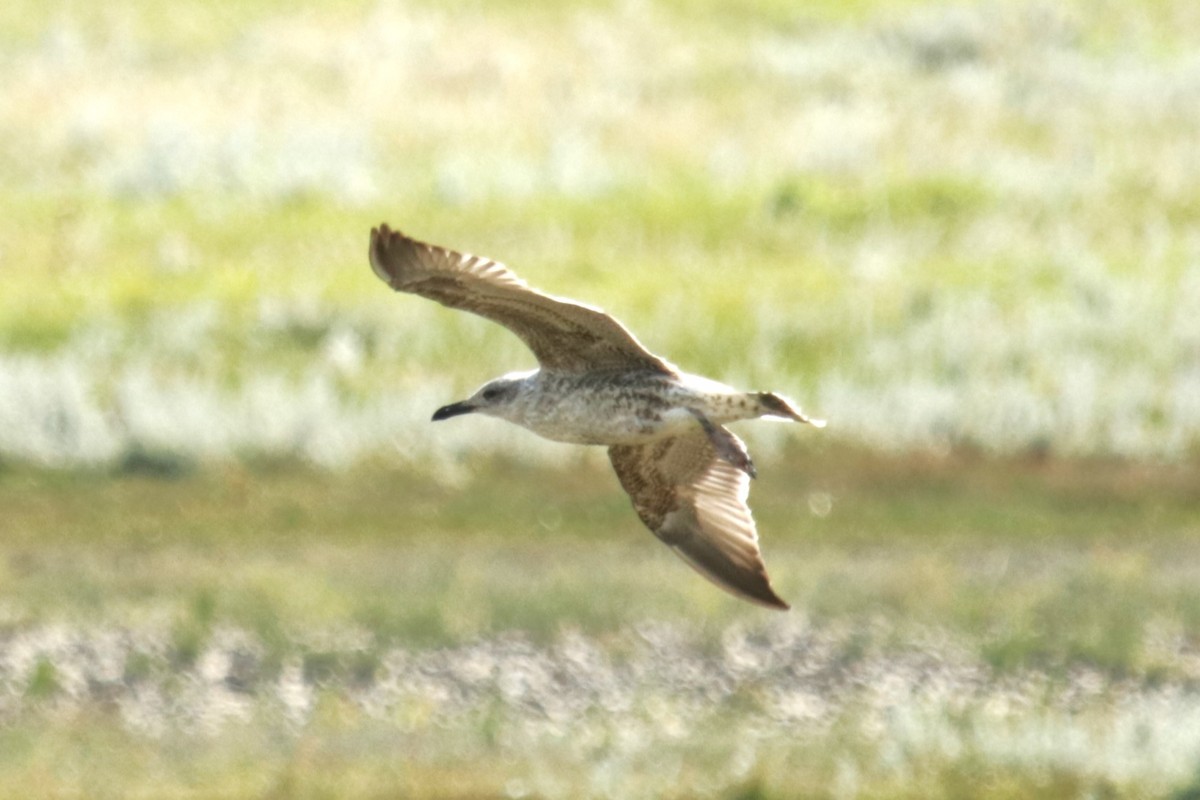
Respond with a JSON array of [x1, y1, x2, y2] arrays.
[[524, 406, 698, 446]]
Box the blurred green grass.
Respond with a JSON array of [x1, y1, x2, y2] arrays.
[[2, 448, 1200, 798], [4, 447, 1197, 673]]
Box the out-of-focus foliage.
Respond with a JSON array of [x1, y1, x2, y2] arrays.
[[2, 0, 1199, 468]]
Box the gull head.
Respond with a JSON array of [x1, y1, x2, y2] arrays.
[[432, 372, 534, 423]]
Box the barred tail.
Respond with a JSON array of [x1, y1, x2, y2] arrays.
[[756, 392, 826, 427]]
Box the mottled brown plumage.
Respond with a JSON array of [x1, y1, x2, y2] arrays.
[[370, 224, 673, 374], [370, 224, 823, 610], [609, 432, 786, 609]]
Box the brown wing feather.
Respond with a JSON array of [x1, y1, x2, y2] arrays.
[[369, 224, 674, 374], [608, 432, 789, 610]]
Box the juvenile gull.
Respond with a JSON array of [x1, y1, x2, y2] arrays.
[[369, 224, 825, 610]]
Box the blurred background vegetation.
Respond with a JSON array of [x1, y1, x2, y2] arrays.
[[1, 0, 1199, 797]]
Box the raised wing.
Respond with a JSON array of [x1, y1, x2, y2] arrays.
[[369, 224, 674, 374], [608, 431, 789, 610]]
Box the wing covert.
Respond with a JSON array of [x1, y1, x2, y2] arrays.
[[369, 224, 674, 374], [608, 432, 789, 610]]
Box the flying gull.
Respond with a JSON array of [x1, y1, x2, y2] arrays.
[[369, 224, 825, 610]]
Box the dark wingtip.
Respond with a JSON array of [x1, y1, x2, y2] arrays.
[[369, 222, 399, 287], [753, 584, 791, 611]]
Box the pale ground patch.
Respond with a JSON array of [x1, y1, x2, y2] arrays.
[[2, 618, 1198, 796]]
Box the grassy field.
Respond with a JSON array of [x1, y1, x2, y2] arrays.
[[2, 451, 1200, 798], [3, 0, 1200, 797]]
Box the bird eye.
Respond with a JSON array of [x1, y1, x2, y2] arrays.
[[482, 388, 500, 401]]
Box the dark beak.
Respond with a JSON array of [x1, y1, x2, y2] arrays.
[[431, 401, 475, 422]]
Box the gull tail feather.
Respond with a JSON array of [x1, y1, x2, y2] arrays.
[[756, 392, 826, 427]]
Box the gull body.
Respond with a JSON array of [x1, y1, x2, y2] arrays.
[[369, 224, 824, 610], [441, 369, 801, 448]]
